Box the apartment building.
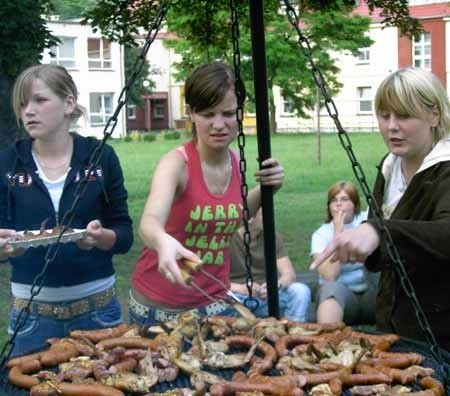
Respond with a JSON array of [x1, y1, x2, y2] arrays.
[[128, 1, 450, 134], [42, 18, 126, 138]]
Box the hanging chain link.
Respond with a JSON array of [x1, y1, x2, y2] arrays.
[[0, 0, 171, 369], [229, 0, 257, 307], [282, 0, 449, 384]]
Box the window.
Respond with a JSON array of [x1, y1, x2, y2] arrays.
[[152, 99, 165, 119], [356, 47, 370, 63], [127, 104, 136, 120], [282, 97, 294, 114], [413, 32, 431, 70], [90, 93, 114, 125], [357, 87, 372, 112], [49, 37, 76, 69], [88, 38, 112, 69]]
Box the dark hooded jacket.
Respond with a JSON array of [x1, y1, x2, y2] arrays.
[[0, 134, 133, 287], [366, 138, 450, 351]]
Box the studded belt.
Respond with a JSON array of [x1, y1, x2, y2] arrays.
[[129, 289, 229, 322], [12, 287, 116, 320]]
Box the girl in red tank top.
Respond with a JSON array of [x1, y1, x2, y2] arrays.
[[130, 62, 284, 320]]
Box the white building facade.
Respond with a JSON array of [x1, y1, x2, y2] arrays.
[[43, 19, 126, 139]]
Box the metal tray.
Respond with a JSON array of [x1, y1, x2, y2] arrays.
[[1, 332, 449, 395], [8, 229, 86, 249]]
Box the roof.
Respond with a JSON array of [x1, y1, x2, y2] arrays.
[[354, 1, 450, 23]]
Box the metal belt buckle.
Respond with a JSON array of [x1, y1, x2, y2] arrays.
[[52, 305, 69, 320]]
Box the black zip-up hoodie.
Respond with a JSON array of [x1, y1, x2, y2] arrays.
[[0, 133, 133, 287]]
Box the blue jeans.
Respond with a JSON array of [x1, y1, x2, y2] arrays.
[[8, 296, 122, 357], [235, 282, 311, 322]]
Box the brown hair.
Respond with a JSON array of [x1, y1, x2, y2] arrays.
[[12, 64, 84, 123], [325, 180, 361, 223], [185, 62, 245, 138]]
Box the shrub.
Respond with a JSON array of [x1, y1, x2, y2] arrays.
[[163, 130, 182, 140], [143, 133, 157, 142], [129, 130, 141, 142], [123, 135, 132, 142]]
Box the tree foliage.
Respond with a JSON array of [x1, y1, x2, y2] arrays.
[[83, 0, 422, 48], [0, 0, 57, 77], [82, 0, 161, 45], [124, 45, 157, 106], [50, 0, 97, 20], [82, 0, 421, 132], [0, 0, 58, 149]]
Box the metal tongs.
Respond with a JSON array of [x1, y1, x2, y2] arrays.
[[180, 259, 242, 305]]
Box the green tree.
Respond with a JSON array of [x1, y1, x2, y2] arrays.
[[51, 0, 97, 20], [0, 0, 58, 149], [240, 5, 372, 133], [83, 0, 421, 133], [124, 45, 157, 107]]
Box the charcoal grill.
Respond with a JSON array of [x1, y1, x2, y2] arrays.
[[1, 333, 449, 395]]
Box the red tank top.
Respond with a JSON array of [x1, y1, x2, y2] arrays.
[[132, 140, 243, 308]]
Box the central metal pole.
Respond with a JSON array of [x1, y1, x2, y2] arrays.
[[248, 0, 279, 318]]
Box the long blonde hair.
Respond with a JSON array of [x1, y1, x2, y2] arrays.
[[12, 64, 84, 123], [375, 67, 450, 143]]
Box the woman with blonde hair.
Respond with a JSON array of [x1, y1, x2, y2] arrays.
[[0, 64, 133, 356], [311, 67, 450, 350]]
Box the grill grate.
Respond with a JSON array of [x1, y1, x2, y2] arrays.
[[1, 334, 449, 395]]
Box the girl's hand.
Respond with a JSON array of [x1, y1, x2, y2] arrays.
[[333, 210, 345, 234], [0, 229, 24, 259], [78, 220, 118, 251], [310, 223, 380, 270], [255, 158, 285, 192], [278, 276, 291, 290], [77, 220, 107, 250], [157, 233, 201, 286], [231, 282, 263, 297]]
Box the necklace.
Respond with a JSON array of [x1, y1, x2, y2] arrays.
[[32, 140, 73, 171], [34, 152, 71, 170]]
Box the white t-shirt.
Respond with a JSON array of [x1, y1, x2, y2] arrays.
[[382, 157, 407, 219], [310, 210, 368, 292], [32, 152, 69, 223]]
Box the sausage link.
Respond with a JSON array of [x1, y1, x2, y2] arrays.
[[7, 352, 43, 368], [69, 324, 131, 342], [420, 376, 445, 396], [96, 336, 158, 351], [8, 359, 41, 389], [210, 380, 304, 396]]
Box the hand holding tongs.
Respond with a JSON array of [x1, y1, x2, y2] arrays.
[[178, 259, 243, 305]]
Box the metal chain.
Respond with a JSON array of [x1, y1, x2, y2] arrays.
[[282, 0, 449, 385], [0, 0, 171, 369], [229, 0, 257, 309]]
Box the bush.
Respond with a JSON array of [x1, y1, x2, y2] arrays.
[[163, 130, 182, 140], [129, 130, 141, 142], [143, 133, 157, 142], [123, 135, 132, 142]]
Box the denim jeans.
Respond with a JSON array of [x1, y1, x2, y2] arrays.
[[234, 282, 311, 322], [8, 296, 122, 357]]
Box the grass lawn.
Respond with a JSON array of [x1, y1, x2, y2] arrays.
[[0, 131, 387, 347]]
